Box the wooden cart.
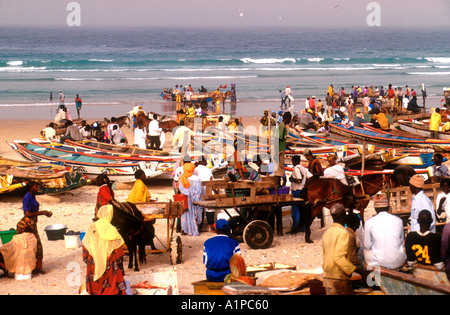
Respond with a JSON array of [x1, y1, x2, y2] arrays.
[[194, 177, 303, 249], [133, 200, 184, 265]]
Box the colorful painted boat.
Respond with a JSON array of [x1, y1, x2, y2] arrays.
[[330, 123, 450, 151], [0, 164, 90, 195], [397, 120, 450, 140], [64, 139, 171, 156], [32, 139, 174, 163], [360, 122, 428, 139], [39, 139, 229, 180], [7, 140, 162, 182]]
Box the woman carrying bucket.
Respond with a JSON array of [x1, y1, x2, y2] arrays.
[[16, 181, 52, 275]]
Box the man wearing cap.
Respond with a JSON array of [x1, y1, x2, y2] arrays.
[[322, 203, 356, 295], [409, 174, 436, 233], [203, 219, 241, 282], [363, 193, 406, 270]]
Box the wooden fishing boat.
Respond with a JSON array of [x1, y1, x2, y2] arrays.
[[33, 139, 175, 163], [330, 122, 450, 151], [397, 120, 450, 140], [65, 139, 171, 156], [42, 139, 231, 180], [361, 122, 428, 139], [0, 164, 90, 195], [0, 156, 72, 172], [7, 140, 163, 182], [390, 111, 430, 123], [378, 267, 450, 295]]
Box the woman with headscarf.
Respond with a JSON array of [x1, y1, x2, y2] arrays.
[[82, 205, 126, 295], [126, 169, 151, 203], [95, 174, 114, 219], [178, 162, 203, 236]]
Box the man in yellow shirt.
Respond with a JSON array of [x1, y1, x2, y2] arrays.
[[371, 109, 389, 130], [126, 170, 151, 203], [186, 103, 196, 118], [322, 203, 356, 295], [430, 108, 442, 139]]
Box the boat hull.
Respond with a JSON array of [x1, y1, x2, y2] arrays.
[[378, 267, 450, 295], [330, 123, 450, 151], [7, 140, 162, 182]]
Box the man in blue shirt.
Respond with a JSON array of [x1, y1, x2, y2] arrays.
[[409, 175, 436, 233], [203, 219, 241, 282]]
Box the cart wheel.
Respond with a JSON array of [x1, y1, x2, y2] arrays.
[[243, 220, 273, 249], [228, 215, 246, 243], [170, 235, 183, 265]]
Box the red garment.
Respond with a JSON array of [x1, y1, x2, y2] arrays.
[[308, 158, 324, 177], [97, 185, 113, 206], [83, 246, 126, 295], [309, 98, 316, 110], [388, 88, 395, 99]]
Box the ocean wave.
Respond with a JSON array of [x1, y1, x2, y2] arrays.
[[407, 71, 450, 76], [0, 56, 441, 73], [241, 58, 296, 64], [88, 59, 115, 62], [424, 57, 450, 64]]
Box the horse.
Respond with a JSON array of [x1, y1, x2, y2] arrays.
[[104, 116, 130, 129], [109, 200, 154, 272], [135, 113, 178, 132], [303, 174, 388, 243]]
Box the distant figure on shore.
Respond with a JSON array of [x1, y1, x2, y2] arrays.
[[284, 85, 292, 106], [58, 90, 65, 106], [75, 94, 83, 119]]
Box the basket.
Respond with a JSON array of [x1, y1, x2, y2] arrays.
[[44, 224, 67, 241], [0, 229, 17, 245]]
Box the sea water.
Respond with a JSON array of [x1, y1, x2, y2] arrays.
[[0, 26, 449, 119]]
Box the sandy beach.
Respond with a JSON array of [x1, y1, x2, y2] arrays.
[[0, 114, 377, 295]]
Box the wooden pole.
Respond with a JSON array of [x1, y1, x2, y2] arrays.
[[361, 141, 366, 176]]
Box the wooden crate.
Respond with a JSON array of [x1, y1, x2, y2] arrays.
[[385, 183, 441, 215]]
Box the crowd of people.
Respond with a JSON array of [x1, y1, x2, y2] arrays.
[[275, 83, 427, 135], [43, 116, 129, 147], [322, 173, 449, 295]]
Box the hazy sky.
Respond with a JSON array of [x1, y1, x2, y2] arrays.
[[0, 0, 449, 29]]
